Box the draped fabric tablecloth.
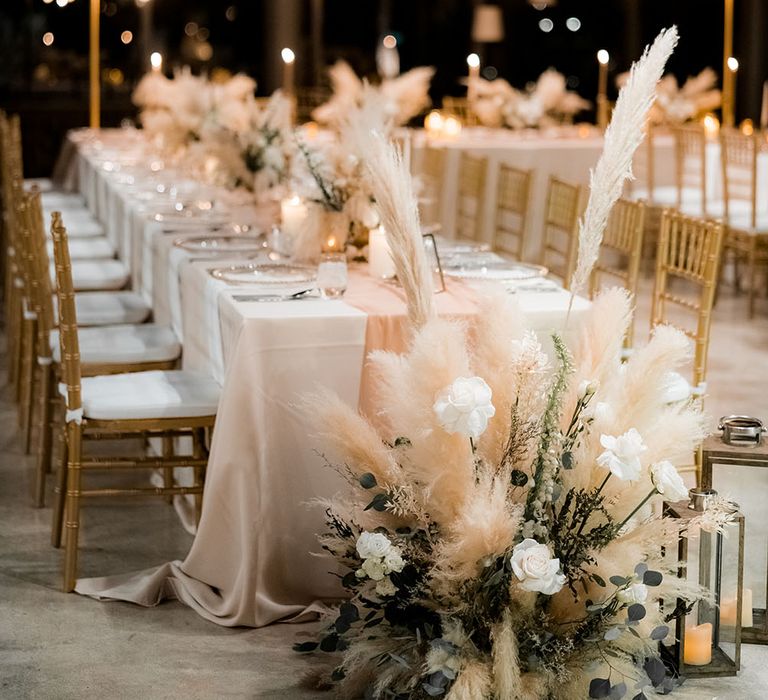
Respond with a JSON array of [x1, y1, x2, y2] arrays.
[[68, 129, 590, 626]]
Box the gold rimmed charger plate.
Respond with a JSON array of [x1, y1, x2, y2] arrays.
[[209, 262, 317, 286]]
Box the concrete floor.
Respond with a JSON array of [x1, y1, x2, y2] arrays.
[[1, 281, 767, 699]]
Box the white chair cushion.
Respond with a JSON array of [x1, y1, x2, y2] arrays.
[[73, 291, 151, 326], [50, 324, 180, 365], [40, 191, 86, 208], [25, 177, 55, 193], [50, 260, 129, 291], [65, 370, 221, 420], [46, 236, 115, 260], [43, 209, 105, 238], [629, 186, 678, 206]]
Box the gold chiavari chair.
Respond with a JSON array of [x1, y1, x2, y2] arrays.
[[50, 215, 220, 591], [493, 164, 533, 260], [590, 199, 646, 346], [455, 153, 487, 241], [720, 127, 768, 317], [540, 176, 582, 289], [22, 192, 182, 507], [442, 96, 478, 126], [417, 144, 445, 230], [671, 123, 710, 216], [651, 209, 724, 398]]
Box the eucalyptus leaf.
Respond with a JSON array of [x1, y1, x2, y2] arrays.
[[320, 634, 340, 652], [592, 573, 607, 587], [422, 684, 445, 697], [292, 641, 318, 652], [643, 570, 663, 586], [562, 451, 574, 469], [604, 626, 622, 641], [628, 604, 646, 622], [589, 678, 612, 699], [364, 492, 390, 512], [634, 562, 649, 577], [359, 473, 377, 489], [650, 625, 670, 641], [643, 657, 666, 686], [394, 436, 412, 448], [510, 469, 528, 487], [610, 576, 628, 586], [610, 682, 627, 700]]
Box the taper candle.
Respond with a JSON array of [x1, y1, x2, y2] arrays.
[[761, 82, 768, 130], [467, 53, 480, 104], [727, 56, 739, 127], [597, 49, 610, 130], [281, 47, 296, 94]]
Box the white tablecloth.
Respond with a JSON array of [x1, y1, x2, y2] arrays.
[[67, 129, 591, 626]]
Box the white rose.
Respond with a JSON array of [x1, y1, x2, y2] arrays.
[[356, 532, 392, 560], [597, 428, 647, 481], [617, 582, 648, 605], [375, 577, 397, 597], [510, 539, 566, 595], [362, 557, 386, 581], [383, 548, 405, 574], [651, 460, 689, 501], [433, 376, 496, 439]]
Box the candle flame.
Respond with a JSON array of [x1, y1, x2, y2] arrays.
[[466, 53, 480, 68], [597, 49, 609, 65], [281, 48, 295, 64], [150, 51, 163, 70], [727, 56, 739, 72]]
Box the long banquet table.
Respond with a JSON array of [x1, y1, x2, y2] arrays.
[[61, 128, 590, 626]]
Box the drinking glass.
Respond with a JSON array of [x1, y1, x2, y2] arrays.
[[317, 253, 348, 299]]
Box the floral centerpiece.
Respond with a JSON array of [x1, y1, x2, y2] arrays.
[[295, 28, 732, 699], [313, 60, 435, 130], [133, 68, 293, 199], [617, 68, 722, 125], [472, 69, 590, 130]]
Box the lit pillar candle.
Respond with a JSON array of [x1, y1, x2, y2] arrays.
[[368, 226, 396, 279], [280, 194, 307, 239], [683, 623, 712, 666], [726, 56, 739, 128], [281, 47, 296, 95], [150, 51, 163, 74], [596, 49, 610, 130], [703, 113, 720, 140], [721, 588, 753, 627], [467, 53, 480, 104], [761, 82, 768, 130]]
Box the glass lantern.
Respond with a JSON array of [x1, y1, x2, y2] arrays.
[[662, 488, 745, 678], [702, 422, 768, 645]]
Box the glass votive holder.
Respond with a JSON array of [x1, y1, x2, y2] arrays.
[[317, 253, 348, 299]]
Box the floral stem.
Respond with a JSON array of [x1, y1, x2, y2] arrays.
[[615, 489, 656, 533], [469, 437, 476, 454]]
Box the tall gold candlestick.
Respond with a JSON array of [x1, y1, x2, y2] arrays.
[[761, 82, 768, 130], [89, 0, 100, 129], [727, 57, 739, 127], [597, 49, 610, 130], [722, 0, 735, 126], [467, 53, 480, 104]]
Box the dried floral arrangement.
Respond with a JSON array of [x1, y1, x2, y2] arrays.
[[133, 69, 292, 196], [471, 69, 590, 130], [312, 60, 435, 129], [295, 27, 734, 700], [616, 68, 722, 125]]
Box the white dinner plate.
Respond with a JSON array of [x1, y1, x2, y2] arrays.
[[209, 262, 317, 286], [443, 260, 548, 281], [174, 235, 266, 254]]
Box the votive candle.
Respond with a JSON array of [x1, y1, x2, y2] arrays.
[[683, 623, 712, 666], [280, 194, 307, 240]]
